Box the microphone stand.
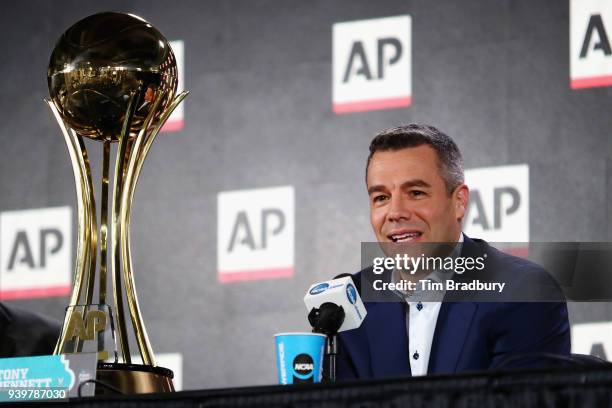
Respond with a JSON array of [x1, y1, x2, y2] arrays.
[[326, 333, 338, 382], [308, 302, 344, 383]]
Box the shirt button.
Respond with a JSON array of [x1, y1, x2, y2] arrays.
[[416, 302, 423, 311], [413, 351, 419, 360]]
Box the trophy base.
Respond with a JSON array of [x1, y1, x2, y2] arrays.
[[96, 362, 174, 395]]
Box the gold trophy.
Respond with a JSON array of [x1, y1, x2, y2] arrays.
[[46, 12, 188, 394]]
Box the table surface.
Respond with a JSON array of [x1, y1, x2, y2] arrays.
[[6, 364, 612, 407]]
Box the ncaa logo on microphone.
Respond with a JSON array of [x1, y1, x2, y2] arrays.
[[217, 186, 294, 283], [332, 15, 412, 113], [346, 283, 363, 320], [0, 207, 72, 300], [346, 284, 357, 304], [309, 283, 329, 295]]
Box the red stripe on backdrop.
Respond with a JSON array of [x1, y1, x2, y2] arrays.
[[162, 119, 184, 132], [571, 75, 612, 89], [333, 96, 411, 114], [218, 267, 294, 283], [0, 285, 71, 300]]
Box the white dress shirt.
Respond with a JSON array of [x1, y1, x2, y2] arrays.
[[406, 298, 442, 375], [392, 234, 463, 376]]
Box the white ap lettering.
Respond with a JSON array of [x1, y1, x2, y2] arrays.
[[467, 187, 520, 230], [6, 228, 63, 270], [342, 37, 403, 82], [227, 208, 285, 251]]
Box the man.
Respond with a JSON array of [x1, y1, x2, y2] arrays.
[[0, 303, 60, 358], [336, 124, 570, 379]]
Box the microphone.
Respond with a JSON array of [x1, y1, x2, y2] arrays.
[[303, 274, 367, 382], [304, 274, 367, 334]]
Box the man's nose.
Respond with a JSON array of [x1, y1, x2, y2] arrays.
[[386, 195, 411, 222]]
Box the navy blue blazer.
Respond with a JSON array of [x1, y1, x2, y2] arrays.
[[336, 236, 571, 379], [0, 303, 60, 358]]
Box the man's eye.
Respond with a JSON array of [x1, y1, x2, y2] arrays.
[[372, 195, 388, 203], [410, 190, 425, 198]]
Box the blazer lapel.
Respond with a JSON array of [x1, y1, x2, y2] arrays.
[[365, 301, 412, 378], [428, 236, 482, 374], [428, 300, 478, 374]]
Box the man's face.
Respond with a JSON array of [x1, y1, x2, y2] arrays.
[[366, 145, 468, 244]]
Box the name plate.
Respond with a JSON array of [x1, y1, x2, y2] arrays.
[[0, 353, 97, 401]]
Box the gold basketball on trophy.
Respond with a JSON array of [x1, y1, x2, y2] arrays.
[[48, 12, 178, 141]]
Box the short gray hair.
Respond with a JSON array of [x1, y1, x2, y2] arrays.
[[366, 124, 464, 194]]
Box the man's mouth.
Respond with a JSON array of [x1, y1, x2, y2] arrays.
[[388, 232, 423, 242]]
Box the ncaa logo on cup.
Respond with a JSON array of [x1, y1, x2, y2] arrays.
[[309, 283, 329, 295], [293, 354, 314, 379]]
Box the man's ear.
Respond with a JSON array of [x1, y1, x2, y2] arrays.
[[454, 184, 469, 222]]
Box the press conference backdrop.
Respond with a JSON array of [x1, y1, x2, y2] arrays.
[[1, 0, 611, 390]]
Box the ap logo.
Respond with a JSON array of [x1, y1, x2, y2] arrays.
[[332, 15, 412, 113], [0, 207, 72, 299], [217, 186, 294, 283]]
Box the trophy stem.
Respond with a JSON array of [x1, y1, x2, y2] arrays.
[[112, 91, 141, 363], [119, 93, 165, 366], [97, 140, 111, 354], [71, 130, 99, 354], [100, 141, 110, 306], [46, 101, 99, 355], [118, 90, 189, 365]]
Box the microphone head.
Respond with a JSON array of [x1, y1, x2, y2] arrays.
[[308, 303, 345, 335], [304, 276, 367, 333]]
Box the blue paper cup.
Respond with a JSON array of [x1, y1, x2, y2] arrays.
[[274, 332, 326, 384]]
